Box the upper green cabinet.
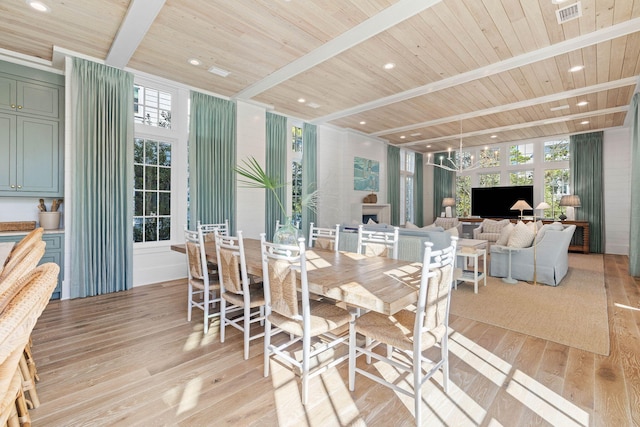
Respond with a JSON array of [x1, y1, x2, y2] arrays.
[[0, 62, 64, 197], [0, 76, 59, 118]]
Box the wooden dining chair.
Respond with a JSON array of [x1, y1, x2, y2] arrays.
[[184, 226, 220, 334], [260, 234, 353, 406], [348, 238, 457, 426], [215, 230, 269, 360], [308, 222, 340, 252], [357, 224, 399, 259]]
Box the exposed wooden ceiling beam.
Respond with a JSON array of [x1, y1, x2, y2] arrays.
[[105, 0, 166, 69], [401, 106, 629, 148], [374, 77, 638, 137], [233, 0, 441, 100], [314, 17, 640, 125]]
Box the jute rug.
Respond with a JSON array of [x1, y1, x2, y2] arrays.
[[449, 253, 610, 356]]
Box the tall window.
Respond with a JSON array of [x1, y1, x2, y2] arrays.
[[291, 126, 303, 227], [134, 138, 172, 242], [456, 175, 471, 217], [480, 147, 500, 167], [544, 169, 570, 218], [544, 139, 569, 161], [400, 149, 415, 224], [134, 85, 172, 128]]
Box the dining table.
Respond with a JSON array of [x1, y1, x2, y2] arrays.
[[171, 238, 423, 315]]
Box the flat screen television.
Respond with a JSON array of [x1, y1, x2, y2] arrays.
[[471, 185, 534, 218]]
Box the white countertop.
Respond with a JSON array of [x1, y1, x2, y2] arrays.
[[0, 229, 64, 237]]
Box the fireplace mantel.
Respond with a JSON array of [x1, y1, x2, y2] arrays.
[[352, 203, 391, 224]]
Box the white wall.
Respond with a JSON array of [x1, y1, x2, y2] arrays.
[[236, 101, 267, 239], [316, 126, 388, 227], [603, 127, 631, 255]]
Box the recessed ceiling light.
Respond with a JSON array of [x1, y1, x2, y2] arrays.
[[383, 62, 395, 70], [550, 105, 570, 111], [410, 132, 421, 137], [426, 145, 432, 148], [581, 120, 590, 124], [577, 101, 588, 106], [188, 58, 201, 66], [552, 0, 570, 4], [360, 121, 366, 125], [307, 102, 320, 108], [26, 0, 50, 12], [208, 66, 231, 77], [490, 135, 497, 138], [569, 65, 584, 72], [297, 98, 306, 103], [400, 135, 406, 139]]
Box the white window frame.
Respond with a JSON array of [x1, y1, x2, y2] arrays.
[[400, 149, 415, 225]]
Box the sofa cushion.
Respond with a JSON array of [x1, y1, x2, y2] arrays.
[[507, 221, 535, 248], [495, 222, 514, 246], [482, 218, 510, 233], [434, 217, 459, 230]]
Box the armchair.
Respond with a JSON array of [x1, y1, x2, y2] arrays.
[[490, 224, 576, 286], [433, 217, 462, 237], [472, 219, 510, 249]]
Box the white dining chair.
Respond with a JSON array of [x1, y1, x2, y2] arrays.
[[357, 224, 399, 259], [308, 222, 340, 251]]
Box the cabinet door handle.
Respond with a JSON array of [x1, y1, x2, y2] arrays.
[[11, 104, 16, 108], [17, 185, 22, 189], [17, 105, 23, 109], [10, 184, 16, 188]]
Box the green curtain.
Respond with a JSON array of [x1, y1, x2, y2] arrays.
[[414, 153, 424, 226], [433, 152, 456, 218], [630, 93, 640, 276], [265, 112, 288, 240], [570, 131, 604, 254], [70, 58, 133, 298], [188, 92, 236, 233], [302, 123, 317, 238], [387, 145, 400, 225]]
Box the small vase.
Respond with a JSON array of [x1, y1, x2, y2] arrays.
[[273, 219, 301, 245]]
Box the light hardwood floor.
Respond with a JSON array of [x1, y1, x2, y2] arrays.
[[29, 254, 639, 426]]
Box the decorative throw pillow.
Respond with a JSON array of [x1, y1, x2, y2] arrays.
[[496, 222, 514, 246], [445, 227, 459, 238], [405, 221, 418, 229], [548, 222, 564, 231], [507, 221, 535, 248], [536, 224, 548, 242], [367, 218, 377, 225]]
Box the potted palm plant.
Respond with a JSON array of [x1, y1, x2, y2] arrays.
[[235, 157, 301, 244]]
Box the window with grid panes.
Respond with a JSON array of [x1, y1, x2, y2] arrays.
[[134, 138, 172, 242], [291, 126, 303, 227], [134, 85, 172, 129], [400, 149, 415, 224], [510, 143, 534, 165]]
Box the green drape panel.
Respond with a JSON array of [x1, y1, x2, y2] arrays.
[[387, 145, 400, 225], [302, 123, 317, 238], [70, 58, 133, 298], [265, 112, 288, 240], [433, 152, 455, 218], [188, 92, 236, 233], [629, 93, 640, 276], [414, 153, 424, 226], [570, 131, 604, 254]]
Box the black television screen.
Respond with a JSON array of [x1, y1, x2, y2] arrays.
[[471, 185, 534, 218]]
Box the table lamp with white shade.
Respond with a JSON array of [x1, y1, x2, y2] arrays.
[[510, 199, 532, 220], [532, 202, 551, 285], [559, 195, 581, 221], [442, 197, 456, 217]]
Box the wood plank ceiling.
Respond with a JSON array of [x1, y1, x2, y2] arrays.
[[1, 0, 639, 153]]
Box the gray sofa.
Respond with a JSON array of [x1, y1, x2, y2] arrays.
[[490, 224, 576, 286], [338, 224, 452, 262]]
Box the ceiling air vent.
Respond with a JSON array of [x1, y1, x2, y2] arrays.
[[556, 2, 582, 24]]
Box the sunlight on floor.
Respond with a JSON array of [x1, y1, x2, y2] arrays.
[[176, 376, 202, 415], [365, 328, 590, 426], [183, 320, 220, 351], [614, 302, 640, 311]]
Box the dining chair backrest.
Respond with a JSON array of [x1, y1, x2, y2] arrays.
[[357, 225, 399, 259], [184, 226, 208, 282], [198, 220, 229, 242], [0, 240, 46, 284], [415, 237, 457, 346], [308, 222, 340, 252], [215, 231, 250, 296], [260, 234, 305, 321]]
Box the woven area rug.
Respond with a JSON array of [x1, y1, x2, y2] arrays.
[[450, 253, 610, 356]]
